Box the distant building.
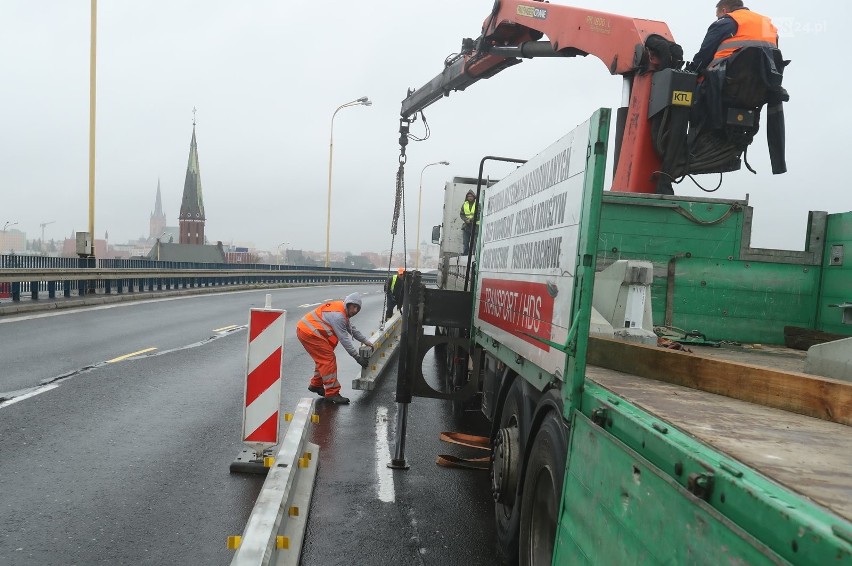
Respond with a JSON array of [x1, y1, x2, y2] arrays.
[[149, 179, 167, 240], [178, 121, 206, 245], [147, 240, 226, 263], [0, 229, 26, 254]]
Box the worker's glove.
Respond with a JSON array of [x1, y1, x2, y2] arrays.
[[355, 354, 370, 368]]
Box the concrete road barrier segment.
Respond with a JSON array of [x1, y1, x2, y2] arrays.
[[352, 312, 402, 391], [230, 398, 319, 566]]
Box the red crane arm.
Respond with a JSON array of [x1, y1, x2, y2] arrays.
[[401, 1, 675, 118], [400, 1, 680, 193], [472, 0, 674, 76]]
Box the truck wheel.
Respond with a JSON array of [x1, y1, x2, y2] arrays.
[[492, 380, 524, 563], [518, 412, 567, 566]]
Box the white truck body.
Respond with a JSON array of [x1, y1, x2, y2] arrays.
[[474, 126, 591, 378]]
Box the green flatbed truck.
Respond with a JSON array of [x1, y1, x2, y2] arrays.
[[394, 109, 852, 565]]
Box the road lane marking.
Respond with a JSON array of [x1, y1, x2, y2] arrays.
[[0, 384, 59, 409], [298, 303, 323, 308], [213, 324, 238, 332], [1, 325, 253, 410], [375, 406, 395, 503], [106, 347, 157, 363]]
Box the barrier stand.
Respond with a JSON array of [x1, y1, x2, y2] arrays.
[[231, 294, 287, 475], [351, 311, 403, 391], [229, 398, 320, 566]]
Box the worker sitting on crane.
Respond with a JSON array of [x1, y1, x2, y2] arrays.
[[681, 0, 788, 176], [688, 0, 777, 74]]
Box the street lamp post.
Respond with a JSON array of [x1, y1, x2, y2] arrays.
[[415, 161, 450, 269], [155, 231, 169, 261], [326, 96, 371, 269], [277, 242, 290, 266], [88, 0, 97, 258]]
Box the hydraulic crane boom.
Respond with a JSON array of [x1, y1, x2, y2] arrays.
[[400, 0, 682, 193]]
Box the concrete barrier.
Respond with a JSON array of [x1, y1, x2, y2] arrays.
[[352, 312, 402, 391], [229, 398, 319, 566]]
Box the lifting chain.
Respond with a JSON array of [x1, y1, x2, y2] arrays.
[[382, 116, 413, 325]]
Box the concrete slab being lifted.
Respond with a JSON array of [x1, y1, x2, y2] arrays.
[[352, 312, 402, 391]]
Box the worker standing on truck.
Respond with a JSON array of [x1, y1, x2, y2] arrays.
[[460, 189, 477, 255], [688, 0, 778, 73], [384, 267, 405, 319], [296, 293, 373, 405]]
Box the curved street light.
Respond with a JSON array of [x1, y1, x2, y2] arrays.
[[415, 161, 450, 269], [2, 221, 18, 232], [326, 96, 372, 269]]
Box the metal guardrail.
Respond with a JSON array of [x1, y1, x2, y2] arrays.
[[230, 398, 319, 566], [0, 254, 436, 302], [352, 312, 403, 390], [0, 267, 385, 284]]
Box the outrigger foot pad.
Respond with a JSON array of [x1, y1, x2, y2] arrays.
[[387, 458, 410, 470]]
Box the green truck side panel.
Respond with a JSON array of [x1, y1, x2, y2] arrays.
[[598, 197, 852, 344], [664, 260, 818, 343], [552, 383, 852, 566], [555, 414, 786, 565], [818, 212, 852, 334]]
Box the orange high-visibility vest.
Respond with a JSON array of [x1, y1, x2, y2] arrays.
[[296, 300, 348, 347], [711, 10, 777, 67]]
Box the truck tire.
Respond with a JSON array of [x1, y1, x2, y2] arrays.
[[493, 380, 524, 564], [518, 412, 568, 566]]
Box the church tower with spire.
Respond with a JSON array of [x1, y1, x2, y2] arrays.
[[179, 110, 206, 245], [149, 179, 167, 240]]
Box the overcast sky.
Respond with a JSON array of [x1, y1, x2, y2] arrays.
[[1, 1, 848, 254]]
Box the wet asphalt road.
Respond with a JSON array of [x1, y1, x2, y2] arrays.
[[0, 285, 497, 565]]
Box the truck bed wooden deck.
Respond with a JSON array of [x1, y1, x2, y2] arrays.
[[586, 361, 852, 523]]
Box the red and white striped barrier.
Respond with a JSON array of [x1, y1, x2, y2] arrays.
[[241, 306, 287, 448]]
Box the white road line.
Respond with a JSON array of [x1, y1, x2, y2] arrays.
[[375, 406, 395, 503], [298, 302, 323, 308], [0, 384, 59, 409]]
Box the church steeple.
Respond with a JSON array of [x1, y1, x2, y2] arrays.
[[149, 178, 167, 239], [179, 109, 206, 245]]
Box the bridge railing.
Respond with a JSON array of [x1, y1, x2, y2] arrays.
[[0, 254, 436, 303]]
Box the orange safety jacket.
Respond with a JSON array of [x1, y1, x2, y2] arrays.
[[710, 9, 777, 68], [296, 300, 348, 347]]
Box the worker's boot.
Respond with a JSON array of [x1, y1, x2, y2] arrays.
[[325, 393, 350, 405], [308, 385, 324, 397]]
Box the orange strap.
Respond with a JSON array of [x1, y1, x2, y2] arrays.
[[436, 454, 490, 470], [439, 431, 491, 450]]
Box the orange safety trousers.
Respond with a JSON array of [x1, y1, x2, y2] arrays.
[[296, 326, 341, 396]]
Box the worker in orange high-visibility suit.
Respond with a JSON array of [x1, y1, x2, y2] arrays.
[[296, 293, 374, 405], [688, 0, 778, 73]]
